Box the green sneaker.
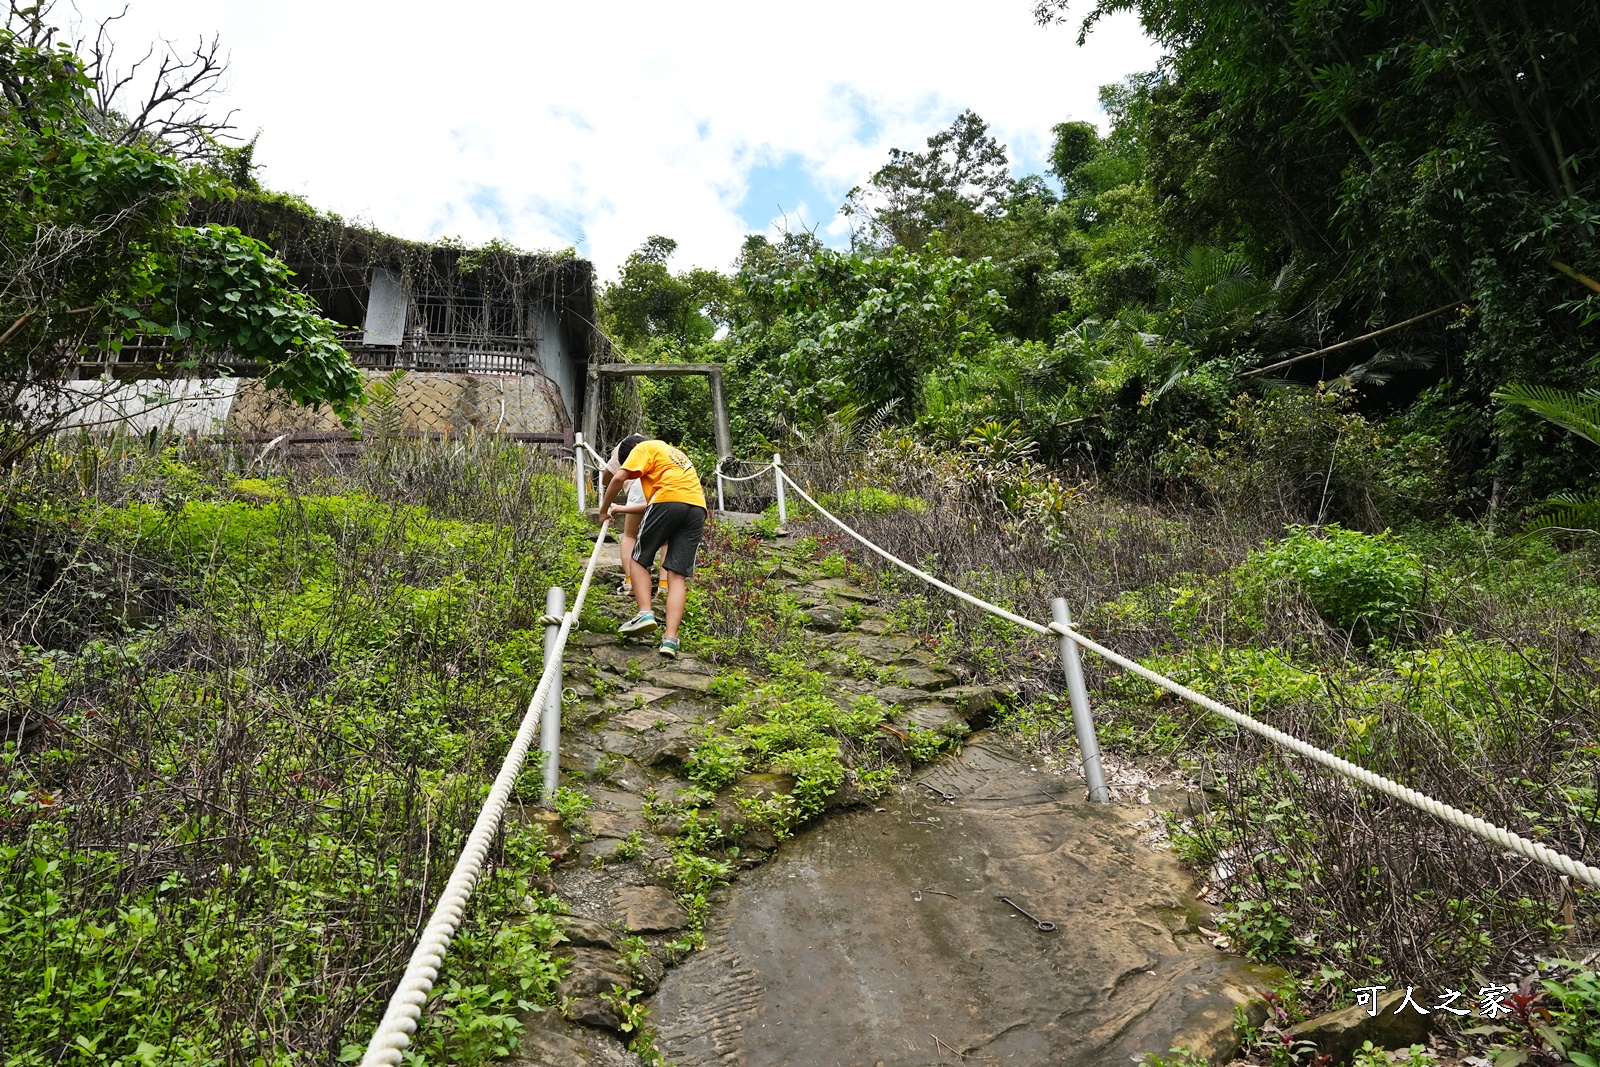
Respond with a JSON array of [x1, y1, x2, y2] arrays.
[[658, 637, 680, 658], [619, 610, 658, 636]]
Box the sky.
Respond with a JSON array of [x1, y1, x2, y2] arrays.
[[67, 1, 1160, 280]]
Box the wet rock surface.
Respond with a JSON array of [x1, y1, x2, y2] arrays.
[[614, 885, 690, 933], [651, 738, 1276, 1067]]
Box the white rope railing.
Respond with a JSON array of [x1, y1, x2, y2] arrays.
[[359, 519, 612, 1067], [712, 454, 786, 515], [715, 462, 776, 483], [776, 469, 1600, 891]]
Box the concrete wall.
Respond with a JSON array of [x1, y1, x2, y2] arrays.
[[31, 379, 241, 436], [536, 306, 577, 423], [36, 370, 573, 440]]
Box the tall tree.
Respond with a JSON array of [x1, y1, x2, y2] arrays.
[[0, 4, 362, 462], [601, 236, 731, 354], [1038, 0, 1600, 500], [841, 110, 1014, 253]]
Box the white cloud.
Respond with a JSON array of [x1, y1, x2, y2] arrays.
[[67, 0, 1160, 278]]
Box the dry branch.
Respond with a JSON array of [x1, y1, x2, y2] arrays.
[[1236, 300, 1466, 378]]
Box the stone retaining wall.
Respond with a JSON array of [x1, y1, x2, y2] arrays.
[[42, 370, 573, 439], [230, 370, 571, 437]]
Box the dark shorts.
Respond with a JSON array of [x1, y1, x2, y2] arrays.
[[633, 501, 707, 578]]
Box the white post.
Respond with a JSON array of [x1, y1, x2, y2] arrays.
[[716, 468, 726, 513], [773, 453, 787, 531], [541, 586, 566, 805], [1051, 597, 1109, 803], [573, 432, 587, 514]]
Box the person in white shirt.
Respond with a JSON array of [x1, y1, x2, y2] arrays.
[[605, 443, 659, 597]]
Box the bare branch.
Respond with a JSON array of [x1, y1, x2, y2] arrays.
[[70, 7, 237, 159], [1236, 301, 1467, 379]]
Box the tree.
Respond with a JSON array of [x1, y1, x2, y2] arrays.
[[738, 245, 1004, 423], [1036, 0, 1600, 504], [0, 5, 362, 464], [600, 235, 731, 355], [1048, 120, 1100, 198], [597, 236, 738, 451], [841, 109, 1014, 253]]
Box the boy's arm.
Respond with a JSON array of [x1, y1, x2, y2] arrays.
[[613, 501, 648, 515], [597, 468, 637, 521]]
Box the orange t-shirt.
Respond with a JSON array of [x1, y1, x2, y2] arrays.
[[623, 440, 706, 508]]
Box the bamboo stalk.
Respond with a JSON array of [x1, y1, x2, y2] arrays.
[[1236, 301, 1466, 378], [0, 310, 36, 346], [1553, 261, 1600, 295]]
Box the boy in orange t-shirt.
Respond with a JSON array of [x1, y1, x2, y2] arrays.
[[597, 434, 708, 658]]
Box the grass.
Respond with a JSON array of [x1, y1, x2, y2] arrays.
[[0, 432, 587, 1067], [22, 423, 1596, 1064]]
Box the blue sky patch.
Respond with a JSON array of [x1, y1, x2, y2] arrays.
[[467, 185, 511, 227], [738, 156, 843, 242]]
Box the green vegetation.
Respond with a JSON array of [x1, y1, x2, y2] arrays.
[[598, 2, 1596, 535], [6, 0, 1600, 1060], [0, 433, 587, 1066], [581, 8, 1599, 1030], [686, 659, 898, 834], [1241, 526, 1424, 638], [809, 435, 1600, 1026], [0, 9, 363, 464], [1494, 385, 1600, 536]]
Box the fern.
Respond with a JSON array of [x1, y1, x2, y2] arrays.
[[361, 369, 408, 451], [1167, 246, 1296, 339], [1519, 490, 1600, 536], [1494, 383, 1600, 535], [1493, 383, 1600, 446]]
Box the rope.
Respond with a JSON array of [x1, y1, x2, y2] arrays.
[[577, 439, 607, 467], [1045, 620, 1600, 890], [776, 470, 1600, 891], [716, 462, 776, 483], [359, 519, 612, 1067], [778, 471, 1046, 634]]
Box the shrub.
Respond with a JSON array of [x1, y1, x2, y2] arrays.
[[0, 435, 582, 1067], [814, 487, 928, 515], [1163, 388, 1389, 529], [1242, 525, 1424, 637]]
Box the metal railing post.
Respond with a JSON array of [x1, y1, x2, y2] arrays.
[[716, 464, 726, 513], [1051, 597, 1109, 803], [773, 453, 787, 530], [573, 432, 587, 513], [540, 586, 566, 805]]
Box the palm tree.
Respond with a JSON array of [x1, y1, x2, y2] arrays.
[[1492, 384, 1600, 535]]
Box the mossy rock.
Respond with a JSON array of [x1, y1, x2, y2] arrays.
[[230, 477, 286, 502]]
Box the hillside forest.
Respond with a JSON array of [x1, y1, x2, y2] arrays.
[[612, 0, 1599, 531], [5, 1, 1600, 1066]]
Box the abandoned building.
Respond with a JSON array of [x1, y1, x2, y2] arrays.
[[71, 194, 605, 441]]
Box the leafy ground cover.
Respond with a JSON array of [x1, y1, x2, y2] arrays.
[[1, 434, 989, 1066], [0, 434, 590, 1066]]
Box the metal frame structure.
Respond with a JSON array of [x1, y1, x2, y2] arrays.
[[580, 362, 732, 462]]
